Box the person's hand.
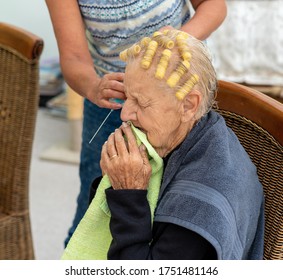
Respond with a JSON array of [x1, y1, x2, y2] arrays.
[[100, 122, 152, 190], [90, 72, 126, 109]]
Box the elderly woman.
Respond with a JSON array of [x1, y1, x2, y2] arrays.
[[63, 30, 264, 260]]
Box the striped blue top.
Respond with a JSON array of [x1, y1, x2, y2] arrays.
[[78, 0, 191, 75]]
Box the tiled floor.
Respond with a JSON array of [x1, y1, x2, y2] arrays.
[[29, 108, 80, 260]]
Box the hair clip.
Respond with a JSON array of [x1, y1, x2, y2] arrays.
[[176, 32, 190, 41], [119, 49, 128, 62], [129, 44, 141, 56], [175, 74, 199, 100], [152, 32, 174, 49], [119, 44, 141, 62], [140, 37, 151, 47], [176, 33, 191, 60], [166, 60, 191, 88], [141, 40, 158, 69], [155, 49, 172, 79]]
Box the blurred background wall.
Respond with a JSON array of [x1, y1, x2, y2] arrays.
[[0, 0, 58, 61], [1, 0, 282, 87], [207, 0, 283, 87]]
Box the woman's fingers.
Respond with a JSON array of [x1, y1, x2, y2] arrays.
[[100, 124, 152, 190], [120, 122, 140, 154], [105, 127, 129, 159], [100, 141, 109, 174], [106, 72, 124, 82], [112, 128, 129, 156], [101, 73, 125, 95], [105, 123, 144, 159], [106, 133, 118, 158], [94, 72, 126, 109]]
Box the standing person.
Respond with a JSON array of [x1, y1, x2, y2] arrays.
[[45, 0, 227, 247]]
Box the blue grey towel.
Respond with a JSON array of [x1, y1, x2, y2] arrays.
[[155, 111, 264, 260]]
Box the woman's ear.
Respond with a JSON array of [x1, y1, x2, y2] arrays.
[[181, 90, 201, 122]]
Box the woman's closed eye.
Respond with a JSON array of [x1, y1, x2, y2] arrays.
[[138, 101, 150, 110], [128, 96, 149, 110], [137, 96, 151, 109]]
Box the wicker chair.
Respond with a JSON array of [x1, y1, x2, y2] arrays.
[[215, 80, 283, 260], [0, 22, 43, 259]]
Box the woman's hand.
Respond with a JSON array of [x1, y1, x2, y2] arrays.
[[89, 72, 126, 110], [100, 122, 152, 190]]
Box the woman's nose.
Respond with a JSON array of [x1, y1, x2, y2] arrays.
[[120, 100, 137, 122]]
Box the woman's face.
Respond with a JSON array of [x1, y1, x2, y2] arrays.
[[121, 62, 188, 157]]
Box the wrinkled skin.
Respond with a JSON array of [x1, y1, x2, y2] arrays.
[[100, 122, 152, 190]]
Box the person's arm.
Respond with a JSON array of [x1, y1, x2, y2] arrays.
[[181, 0, 227, 40], [99, 123, 216, 259], [45, 0, 125, 109], [106, 189, 217, 260]]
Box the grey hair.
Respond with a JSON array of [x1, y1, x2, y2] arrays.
[[184, 36, 217, 119], [122, 31, 218, 120]]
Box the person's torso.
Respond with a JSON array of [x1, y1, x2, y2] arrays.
[[77, 0, 191, 74], [155, 111, 264, 259]]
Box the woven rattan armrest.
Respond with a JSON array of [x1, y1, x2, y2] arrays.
[[0, 22, 43, 60]]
